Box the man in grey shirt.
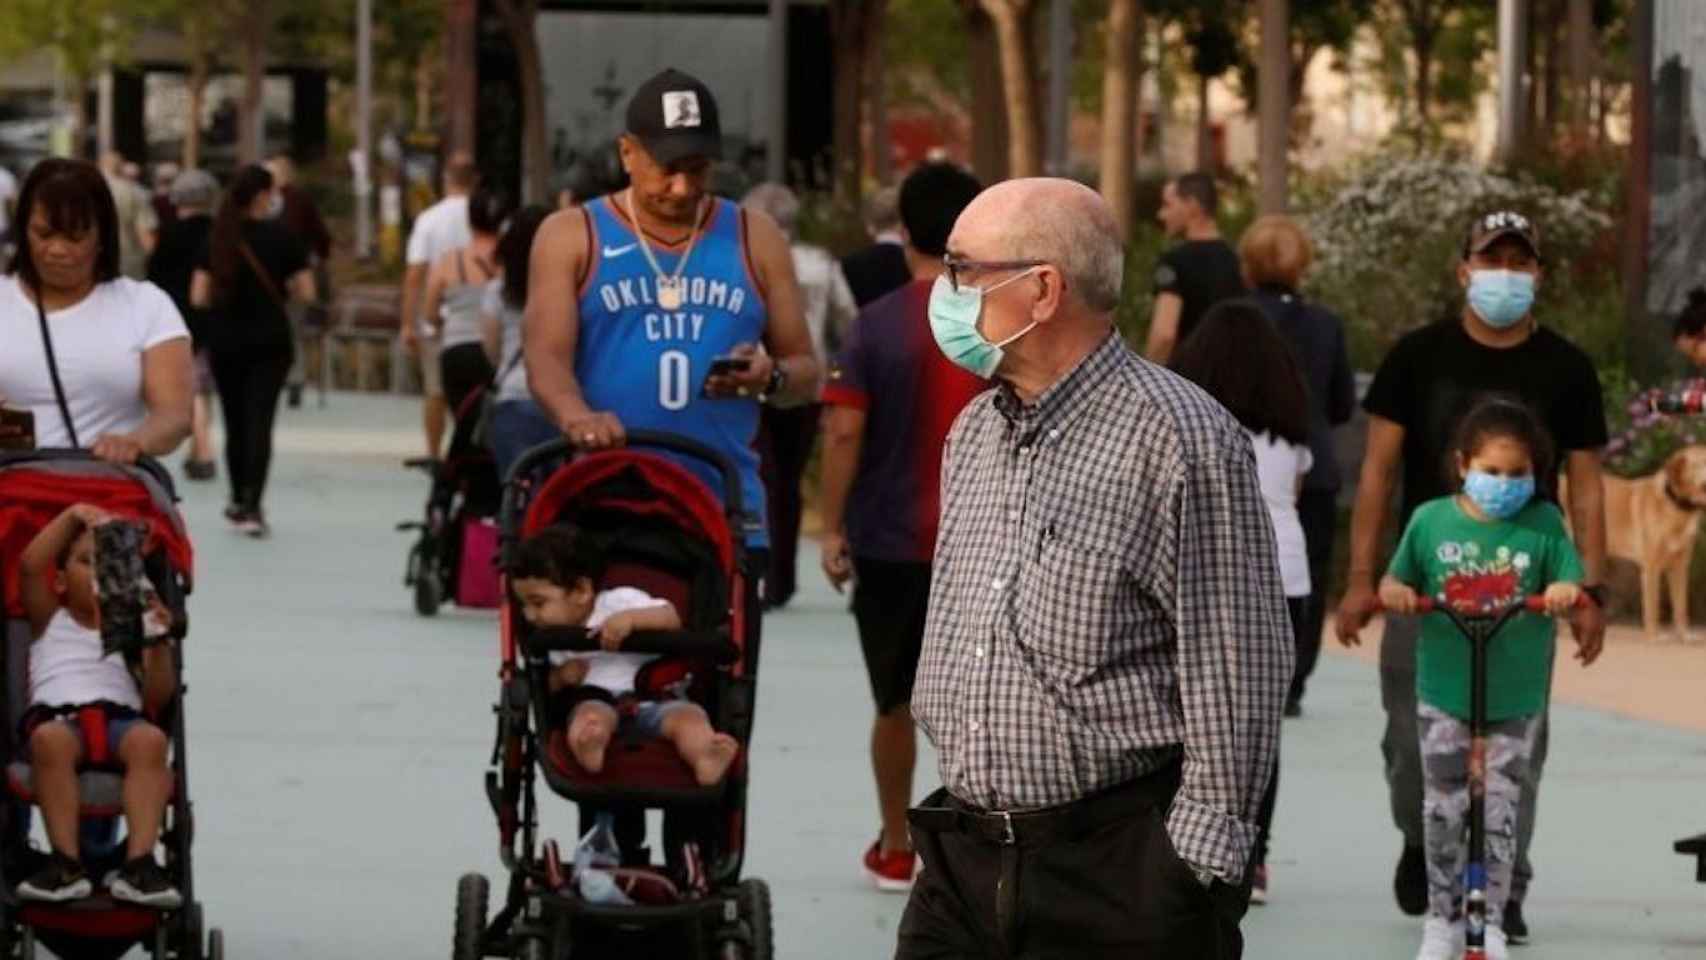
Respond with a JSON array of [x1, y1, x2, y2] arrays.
[[897, 179, 1292, 959]]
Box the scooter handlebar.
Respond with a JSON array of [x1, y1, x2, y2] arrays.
[[1378, 594, 1588, 616]]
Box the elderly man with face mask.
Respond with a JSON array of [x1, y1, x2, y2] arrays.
[[896, 178, 1291, 959], [1336, 211, 1609, 946]]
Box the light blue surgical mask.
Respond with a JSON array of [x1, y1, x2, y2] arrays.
[[1462, 470, 1535, 520], [928, 271, 1039, 378], [1466, 269, 1536, 329]]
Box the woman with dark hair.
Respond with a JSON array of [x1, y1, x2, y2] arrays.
[[0, 158, 192, 463], [1170, 297, 1313, 907], [480, 204, 557, 476], [1672, 288, 1706, 369], [423, 185, 511, 417], [190, 164, 315, 538]]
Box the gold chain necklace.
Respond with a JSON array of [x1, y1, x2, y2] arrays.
[[624, 189, 706, 311]]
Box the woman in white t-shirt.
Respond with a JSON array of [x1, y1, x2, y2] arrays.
[[0, 159, 192, 464], [1169, 297, 1315, 907]]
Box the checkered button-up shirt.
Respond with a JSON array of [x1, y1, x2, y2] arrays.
[[914, 333, 1293, 883]]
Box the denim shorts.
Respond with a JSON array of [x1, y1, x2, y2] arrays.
[[548, 689, 692, 739], [20, 706, 144, 764]]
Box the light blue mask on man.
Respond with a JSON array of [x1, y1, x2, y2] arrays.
[[1466, 270, 1536, 329], [928, 270, 1040, 378], [1462, 470, 1535, 520]]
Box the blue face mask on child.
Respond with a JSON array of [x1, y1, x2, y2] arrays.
[[1462, 470, 1535, 520]]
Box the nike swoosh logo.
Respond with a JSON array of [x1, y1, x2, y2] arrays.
[[603, 243, 637, 258]]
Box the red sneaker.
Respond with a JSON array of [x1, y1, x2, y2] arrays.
[[862, 840, 917, 893]]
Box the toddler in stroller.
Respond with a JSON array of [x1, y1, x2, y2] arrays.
[[0, 450, 221, 960], [508, 526, 739, 786], [13, 505, 177, 908], [456, 433, 771, 960]]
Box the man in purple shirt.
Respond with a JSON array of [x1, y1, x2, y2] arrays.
[[819, 163, 988, 892]]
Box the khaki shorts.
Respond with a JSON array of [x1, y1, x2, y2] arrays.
[[418, 337, 444, 398]]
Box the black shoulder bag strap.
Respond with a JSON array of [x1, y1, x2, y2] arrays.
[[33, 292, 79, 448]]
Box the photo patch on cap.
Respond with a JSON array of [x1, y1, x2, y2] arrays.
[[662, 91, 703, 129]]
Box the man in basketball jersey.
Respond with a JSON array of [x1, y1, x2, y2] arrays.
[[526, 66, 817, 646]]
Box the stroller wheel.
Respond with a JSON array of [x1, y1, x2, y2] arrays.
[[514, 937, 549, 960], [181, 902, 205, 960], [206, 929, 224, 960], [737, 878, 773, 960], [18, 925, 34, 960], [454, 873, 489, 960], [414, 551, 443, 617]]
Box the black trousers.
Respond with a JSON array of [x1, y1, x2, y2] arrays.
[[896, 766, 1248, 960], [758, 404, 818, 608], [210, 346, 292, 513], [1252, 597, 1305, 868], [1291, 488, 1339, 705]]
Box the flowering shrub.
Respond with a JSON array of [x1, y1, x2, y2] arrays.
[[1301, 152, 1616, 368], [1601, 370, 1706, 478]]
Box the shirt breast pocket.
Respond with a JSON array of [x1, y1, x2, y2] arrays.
[[1014, 526, 1134, 681]]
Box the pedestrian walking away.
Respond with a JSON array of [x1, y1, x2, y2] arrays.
[[401, 155, 478, 458], [1239, 214, 1356, 715], [1144, 171, 1245, 364], [741, 181, 858, 609], [896, 178, 1291, 960], [1335, 209, 1609, 941], [817, 161, 987, 894], [1170, 297, 1319, 907], [191, 165, 318, 539]]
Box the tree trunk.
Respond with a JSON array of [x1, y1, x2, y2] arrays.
[[867, 1, 891, 184], [828, 0, 872, 204], [495, 0, 549, 204], [1414, 44, 1433, 127], [1098, 0, 1142, 237], [1257, 0, 1289, 214], [237, 0, 269, 165], [185, 53, 207, 169], [1195, 71, 1212, 171], [68, 74, 90, 161], [983, 0, 1041, 179], [1567, 0, 1592, 139], [965, 4, 1009, 183]]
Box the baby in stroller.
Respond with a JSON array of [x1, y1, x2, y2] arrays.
[[509, 527, 739, 787], [13, 504, 177, 908]]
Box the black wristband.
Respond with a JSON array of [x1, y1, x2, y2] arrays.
[[759, 364, 787, 403], [1581, 584, 1608, 608]]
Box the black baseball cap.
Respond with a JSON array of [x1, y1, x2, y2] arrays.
[[626, 68, 723, 167], [1464, 210, 1542, 261]]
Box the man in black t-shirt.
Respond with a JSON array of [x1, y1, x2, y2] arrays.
[[1337, 211, 1608, 942], [1144, 171, 1245, 363]]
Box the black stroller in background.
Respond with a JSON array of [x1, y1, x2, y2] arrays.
[[0, 451, 221, 960], [456, 433, 772, 960], [401, 384, 504, 616]]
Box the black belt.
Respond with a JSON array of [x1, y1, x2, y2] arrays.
[[909, 759, 1182, 848]]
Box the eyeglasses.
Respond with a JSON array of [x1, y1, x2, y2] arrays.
[[943, 256, 1047, 293]]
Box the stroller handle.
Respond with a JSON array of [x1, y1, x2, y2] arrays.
[[500, 430, 746, 534], [0, 448, 178, 501], [524, 625, 740, 665]]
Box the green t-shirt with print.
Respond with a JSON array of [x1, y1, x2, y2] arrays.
[[1387, 495, 1585, 721]]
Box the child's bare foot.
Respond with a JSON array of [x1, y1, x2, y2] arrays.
[[690, 733, 740, 786], [569, 725, 610, 773]]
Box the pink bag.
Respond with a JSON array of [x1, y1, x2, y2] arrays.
[[456, 516, 503, 608]]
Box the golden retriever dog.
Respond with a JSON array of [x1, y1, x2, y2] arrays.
[[1588, 446, 1706, 641]]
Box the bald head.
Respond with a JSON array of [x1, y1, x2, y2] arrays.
[[951, 178, 1125, 313]]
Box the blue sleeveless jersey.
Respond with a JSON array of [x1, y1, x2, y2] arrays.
[[578, 196, 769, 547]]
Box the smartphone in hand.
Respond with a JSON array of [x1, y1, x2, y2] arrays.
[[0, 407, 35, 451]]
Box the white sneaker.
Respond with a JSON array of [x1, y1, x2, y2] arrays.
[[1484, 925, 1509, 960], [1415, 917, 1461, 960]]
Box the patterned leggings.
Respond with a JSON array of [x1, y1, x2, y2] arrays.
[[1419, 702, 1541, 928]]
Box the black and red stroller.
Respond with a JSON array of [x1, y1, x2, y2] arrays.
[[456, 432, 771, 960], [0, 451, 221, 960], [401, 385, 505, 616]]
